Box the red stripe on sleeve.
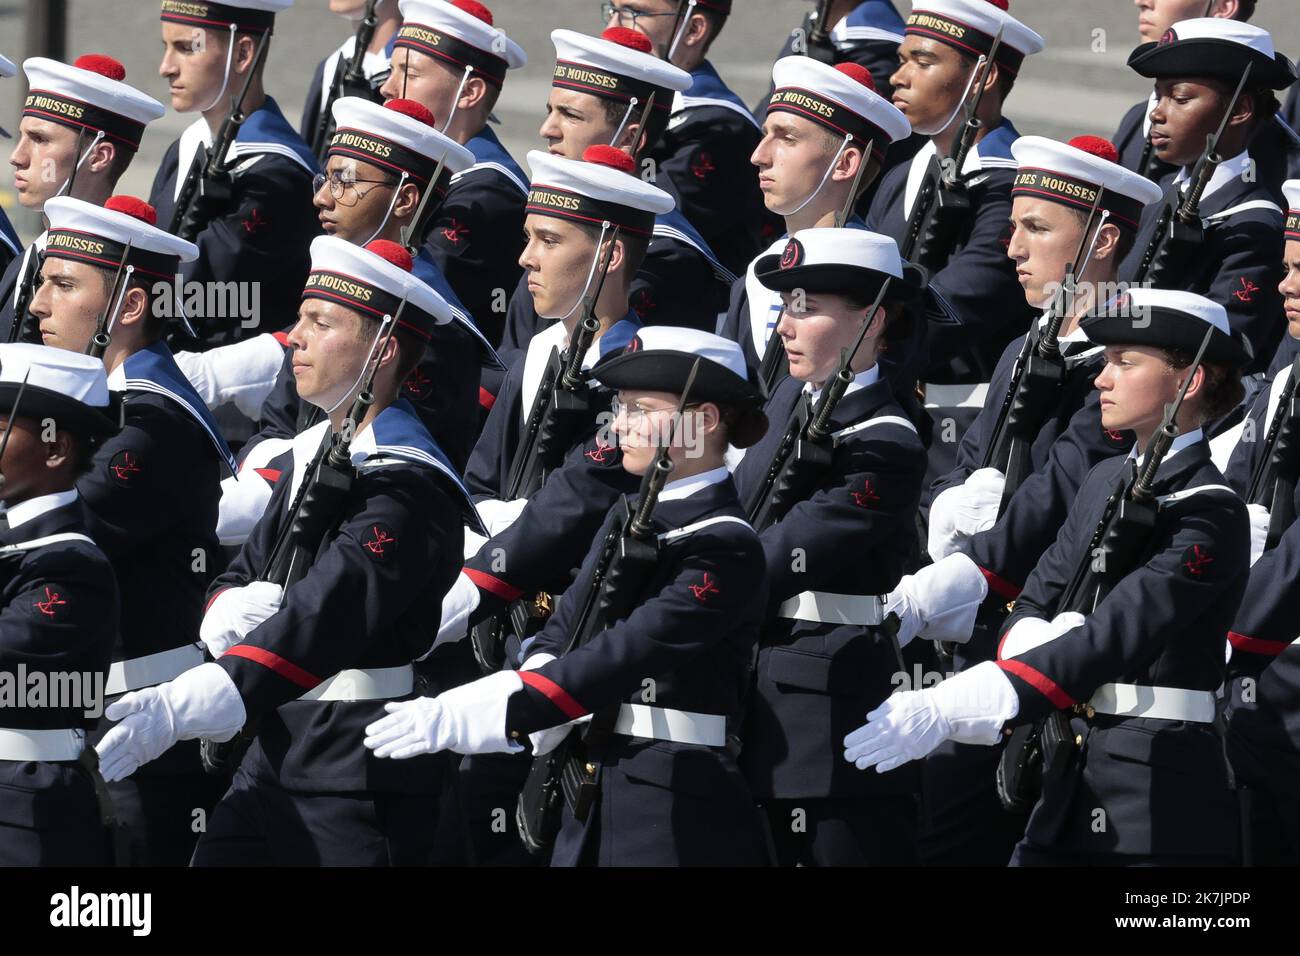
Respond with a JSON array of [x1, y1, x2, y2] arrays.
[[204, 587, 230, 614], [463, 567, 523, 602], [272, 331, 291, 347], [518, 670, 588, 720], [478, 386, 496, 411], [997, 659, 1076, 709], [1228, 631, 1290, 657], [222, 645, 320, 689], [254, 468, 282, 484], [979, 565, 1022, 600]]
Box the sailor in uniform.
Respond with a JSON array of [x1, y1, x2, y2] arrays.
[[847, 289, 1250, 866], [2, 53, 164, 341], [0, 54, 23, 278], [367, 327, 774, 867], [0, 344, 122, 866], [299, 0, 401, 148], [733, 229, 928, 865], [379, 0, 528, 347], [866, 0, 1044, 496], [1119, 18, 1297, 372], [495, 27, 732, 371], [888, 134, 1161, 865], [94, 236, 481, 865], [152, 0, 320, 352], [28, 195, 237, 865]]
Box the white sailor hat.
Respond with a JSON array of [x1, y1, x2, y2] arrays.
[[21, 54, 165, 152], [591, 327, 769, 446], [329, 97, 474, 190], [1128, 18, 1296, 90], [525, 146, 675, 238], [43, 196, 198, 282], [303, 237, 456, 341], [159, 0, 292, 34], [550, 28, 691, 124], [1283, 179, 1300, 243], [767, 58, 911, 163], [756, 227, 926, 301], [0, 343, 119, 438], [1083, 288, 1249, 367], [904, 0, 1045, 78], [1010, 135, 1163, 233], [394, 0, 526, 89]]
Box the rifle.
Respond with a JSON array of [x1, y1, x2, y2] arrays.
[[1245, 352, 1300, 550], [86, 243, 134, 360], [0, 368, 32, 491], [7, 247, 44, 344], [980, 195, 1108, 512], [200, 300, 404, 774], [745, 276, 893, 531], [756, 147, 873, 395], [398, 149, 450, 256], [1132, 63, 1252, 286], [516, 360, 701, 854], [169, 29, 274, 242], [898, 26, 1003, 270], [310, 0, 381, 164], [809, 0, 834, 46], [997, 320, 1216, 811], [614, 91, 657, 162], [467, 227, 622, 674]]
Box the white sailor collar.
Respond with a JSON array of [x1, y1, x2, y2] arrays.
[[1126, 427, 1204, 466], [5, 489, 79, 529], [806, 362, 879, 401], [658, 465, 730, 502], [1174, 150, 1252, 203]]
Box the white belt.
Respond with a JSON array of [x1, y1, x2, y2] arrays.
[[613, 703, 726, 747], [778, 590, 885, 627], [105, 643, 206, 696], [297, 665, 414, 703], [923, 382, 989, 409], [0, 727, 85, 762], [1088, 683, 1217, 723]]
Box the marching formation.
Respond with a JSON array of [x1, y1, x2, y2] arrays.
[[0, 0, 1298, 868]]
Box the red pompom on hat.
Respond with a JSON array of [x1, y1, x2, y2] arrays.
[[74, 54, 126, 82], [384, 98, 438, 128], [583, 145, 636, 174], [451, 0, 493, 25], [105, 195, 157, 226], [985, 0, 1009, 10], [835, 63, 876, 92], [365, 240, 414, 272], [601, 26, 653, 54], [1068, 135, 1120, 164]]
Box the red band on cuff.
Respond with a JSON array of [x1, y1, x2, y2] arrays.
[[478, 387, 496, 411], [518, 670, 588, 720], [254, 468, 282, 484], [979, 565, 1022, 600], [204, 587, 230, 614], [463, 567, 523, 602], [222, 644, 320, 689], [1228, 631, 1290, 657], [997, 659, 1076, 709]]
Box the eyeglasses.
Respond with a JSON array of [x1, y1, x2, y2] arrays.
[[600, 2, 678, 30], [312, 171, 397, 207], [611, 395, 699, 429]]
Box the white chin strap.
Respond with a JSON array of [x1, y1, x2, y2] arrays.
[[609, 97, 639, 149], [441, 66, 474, 134], [782, 133, 851, 217], [549, 220, 611, 325], [55, 130, 105, 198], [102, 265, 135, 343], [667, 0, 697, 61], [198, 24, 239, 114], [932, 54, 986, 138], [326, 313, 395, 416], [362, 171, 409, 245]]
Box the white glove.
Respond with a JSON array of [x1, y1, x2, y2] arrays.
[[517, 653, 592, 756], [1247, 502, 1269, 567], [425, 572, 481, 659], [842, 660, 1018, 772], [462, 526, 489, 561], [998, 611, 1086, 659], [884, 551, 988, 648], [217, 436, 293, 546], [475, 497, 528, 537], [364, 670, 525, 758], [173, 332, 286, 419], [200, 581, 284, 657], [927, 468, 1006, 562], [96, 663, 246, 781]]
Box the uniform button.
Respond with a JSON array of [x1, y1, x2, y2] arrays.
[[1074, 734, 1083, 746]]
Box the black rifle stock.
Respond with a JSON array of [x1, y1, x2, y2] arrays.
[[310, 0, 380, 163], [1246, 353, 1300, 550]]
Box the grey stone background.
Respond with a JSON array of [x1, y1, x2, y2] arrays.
[[3, 0, 1298, 240]]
